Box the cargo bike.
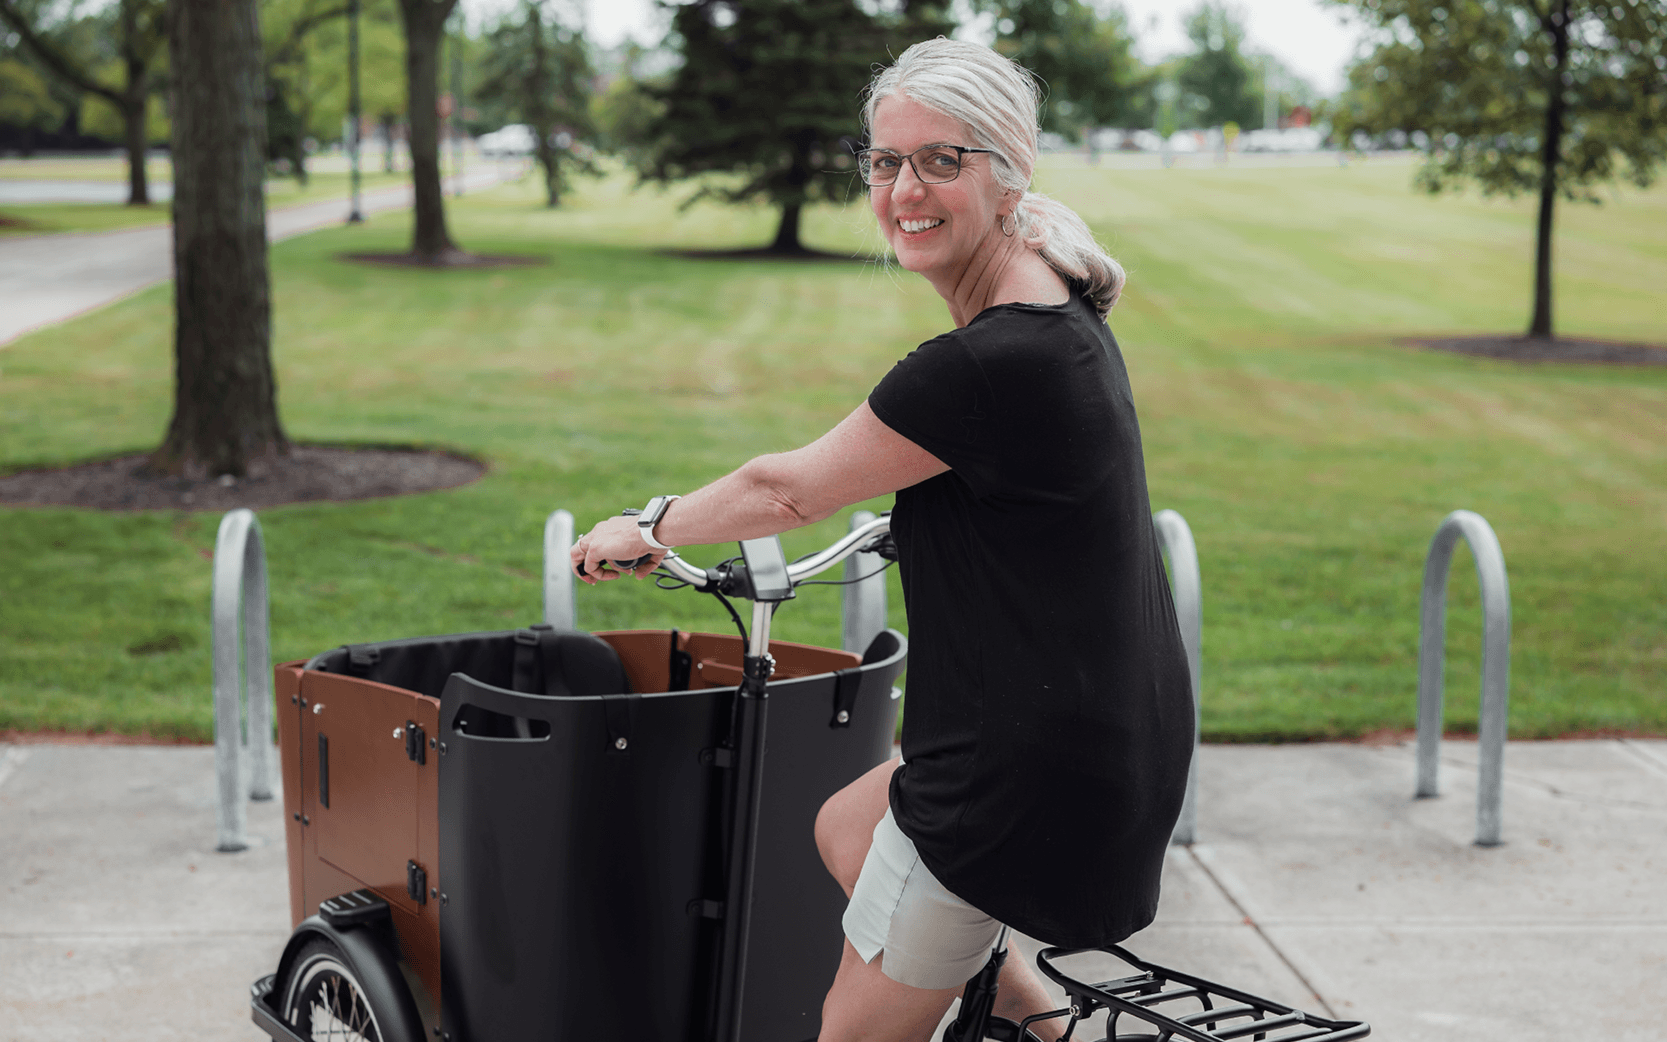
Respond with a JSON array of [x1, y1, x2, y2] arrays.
[[249, 513, 1369, 1042]]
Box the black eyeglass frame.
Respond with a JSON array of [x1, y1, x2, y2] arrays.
[[854, 144, 1000, 187]]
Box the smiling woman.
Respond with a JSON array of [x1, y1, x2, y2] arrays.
[[570, 36, 1192, 1042]]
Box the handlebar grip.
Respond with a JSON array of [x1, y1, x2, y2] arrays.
[[576, 555, 653, 577]]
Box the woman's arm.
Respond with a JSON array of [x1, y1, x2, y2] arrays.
[[571, 401, 946, 583]]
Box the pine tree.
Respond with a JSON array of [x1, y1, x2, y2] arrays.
[[983, 0, 1147, 139], [639, 0, 953, 254], [475, 0, 595, 207]]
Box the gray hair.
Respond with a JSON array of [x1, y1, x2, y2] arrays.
[[861, 37, 1126, 317]]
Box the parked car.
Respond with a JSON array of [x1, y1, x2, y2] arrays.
[[477, 123, 536, 157]]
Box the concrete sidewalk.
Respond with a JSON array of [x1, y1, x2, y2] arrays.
[[2, 738, 1663, 1041], [0, 167, 510, 348]]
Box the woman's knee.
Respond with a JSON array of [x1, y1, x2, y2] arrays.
[[815, 756, 899, 893]]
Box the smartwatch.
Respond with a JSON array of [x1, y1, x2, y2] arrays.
[[637, 495, 680, 551]]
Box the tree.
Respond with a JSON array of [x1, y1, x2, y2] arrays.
[[0, 0, 166, 204], [262, 0, 352, 184], [1176, 2, 1261, 129], [261, 0, 405, 183], [639, 0, 953, 254], [593, 55, 664, 162], [151, 0, 287, 479], [0, 56, 63, 154], [982, 0, 1148, 139], [1328, 0, 1667, 339], [395, 0, 463, 260], [474, 0, 595, 207]]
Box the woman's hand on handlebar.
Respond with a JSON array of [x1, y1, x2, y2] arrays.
[[571, 514, 666, 585]]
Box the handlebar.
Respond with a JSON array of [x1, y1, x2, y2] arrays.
[[655, 512, 894, 594]]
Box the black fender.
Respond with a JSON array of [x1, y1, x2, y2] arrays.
[[259, 913, 426, 1042]]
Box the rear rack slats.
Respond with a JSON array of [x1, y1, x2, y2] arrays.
[[1175, 1004, 1258, 1027], [1213, 1012, 1306, 1038], [1130, 986, 1207, 1008], [1035, 946, 1369, 1042], [1268, 1025, 1373, 1042]]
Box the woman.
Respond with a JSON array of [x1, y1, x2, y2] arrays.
[[573, 38, 1193, 1042]]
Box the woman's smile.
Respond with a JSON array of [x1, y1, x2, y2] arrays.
[[897, 216, 945, 235]]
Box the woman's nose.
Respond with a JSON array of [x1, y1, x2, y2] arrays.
[[892, 159, 928, 201]]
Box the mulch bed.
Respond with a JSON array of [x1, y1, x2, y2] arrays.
[[0, 445, 485, 512], [339, 250, 547, 269], [1406, 334, 1667, 367]]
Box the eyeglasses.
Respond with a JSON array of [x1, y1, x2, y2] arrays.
[[855, 144, 999, 187]]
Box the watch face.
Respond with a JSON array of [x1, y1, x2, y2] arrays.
[[641, 496, 674, 525]]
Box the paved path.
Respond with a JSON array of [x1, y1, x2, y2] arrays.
[[0, 180, 176, 203], [2, 737, 1662, 1041], [0, 168, 507, 348]]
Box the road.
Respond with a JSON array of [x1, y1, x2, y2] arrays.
[[0, 167, 507, 348]]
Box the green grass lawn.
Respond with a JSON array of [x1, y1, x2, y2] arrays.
[[1, 155, 1663, 742], [0, 202, 171, 236]]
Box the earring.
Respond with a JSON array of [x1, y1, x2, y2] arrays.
[[1000, 212, 1016, 237]]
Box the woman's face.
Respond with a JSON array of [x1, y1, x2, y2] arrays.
[[868, 94, 1011, 285]]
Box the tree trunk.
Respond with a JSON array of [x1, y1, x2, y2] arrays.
[[118, 0, 151, 206], [122, 75, 150, 205], [150, 0, 287, 479], [398, 0, 460, 260], [1528, 0, 1570, 340], [381, 113, 396, 171], [771, 201, 802, 253]]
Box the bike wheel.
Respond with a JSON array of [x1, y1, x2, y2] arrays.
[[279, 936, 385, 1042]]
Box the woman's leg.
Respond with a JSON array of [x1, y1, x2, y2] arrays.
[[815, 755, 899, 896], [814, 760, 1067, 1041], [819, 939, 962, 1042]]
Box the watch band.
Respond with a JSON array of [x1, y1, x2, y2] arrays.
[[637, 495, 680, 551]]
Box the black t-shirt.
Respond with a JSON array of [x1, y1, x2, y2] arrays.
[[867, 289, 1194, 948]]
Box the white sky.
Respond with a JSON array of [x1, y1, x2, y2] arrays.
[[463, 0, 1367, 96]]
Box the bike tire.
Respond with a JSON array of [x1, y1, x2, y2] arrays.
[[278, 936, 387, 1042]]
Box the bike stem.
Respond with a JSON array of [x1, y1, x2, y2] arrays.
[[713, 583, 782, 1042]]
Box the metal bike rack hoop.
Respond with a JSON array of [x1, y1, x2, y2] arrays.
[[1416, 509, 1512, 847], [543, 509, 576, 629], [1153, 509, 1202, 846], [841, 509, 889, 654], [212, 508, 274, 853]]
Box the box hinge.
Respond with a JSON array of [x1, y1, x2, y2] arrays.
[[405, 721, 426, 765], [686, 898, 725, 920]]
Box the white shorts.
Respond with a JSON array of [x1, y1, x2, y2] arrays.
[[841, 807, 1004, 990]]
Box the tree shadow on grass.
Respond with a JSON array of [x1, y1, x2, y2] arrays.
[[661, 245, 879, 265], [0, 212, 44, 235], [338, 249, 549, 270], [1404, 335, 1667, 367]]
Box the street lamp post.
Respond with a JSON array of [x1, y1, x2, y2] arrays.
[[346, 0, 364, 223]]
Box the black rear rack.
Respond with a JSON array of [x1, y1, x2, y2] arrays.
[[1033, 946, 1369, 1042]]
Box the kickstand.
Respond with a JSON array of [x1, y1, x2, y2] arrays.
[[943, 926, 1010, 1042]]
